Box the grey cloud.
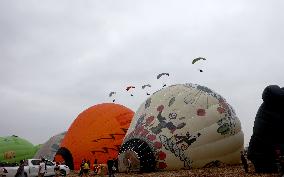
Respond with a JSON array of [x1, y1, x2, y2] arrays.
[[0, 0, 284, 145]]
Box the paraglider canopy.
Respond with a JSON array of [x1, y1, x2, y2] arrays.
[[109, 92, 117, 102], [109, 92, 116, 97], [157, 73, 169, 79], [192, 57, 206, 64], [126, 86, 135, 96], [126, 86, 135, 91], [142, 84, 151, 89]]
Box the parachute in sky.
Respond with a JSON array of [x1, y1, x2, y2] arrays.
[[118, 83, 243, 172], [57, 103, 134, 170], [142, 84, 151, 89], [142, 84, 151, 96], [157, 73, 170, 88], [109, 92, 116, 102], [248, 85, 284, 173], [34, 132, 66, 161], [192, 57, 206, 64], [109, 92, 116, 97], [157, 73, 169, 80], [126, 86, 135, 91], [0, 135, 40, 163], [126, 86, 135, 96]]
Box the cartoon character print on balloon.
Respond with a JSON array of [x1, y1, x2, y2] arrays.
[[4, 151, 16, 160], [159, 131, 202, 168], [125, 97, 195, 169], [150, 105, 186, 134]]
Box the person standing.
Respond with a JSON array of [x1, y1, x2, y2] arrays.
[[79, 159, 85, 177], [54, 162, 60, 177], [126, 157, 131, 174], [93, 159, 98, 175], [107, 159, 114, 177], [82, 160, 90, 177], [38, 158, 46, 177], [241, 151, 249, 173], [112, 158, 117, 173], [1, 167, 6, 177], [15, 160, 25, 177]]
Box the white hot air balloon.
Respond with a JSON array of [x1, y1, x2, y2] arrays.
[[34, 132, 66, 161], [118, 83, 244, 172]]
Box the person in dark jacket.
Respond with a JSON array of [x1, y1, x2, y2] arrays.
[[15, 160, 25, 177], [241, 151, 249, 173], [107, 159, 114, 177], [248, 85, 284, 173], [78, 159, 85, 177]]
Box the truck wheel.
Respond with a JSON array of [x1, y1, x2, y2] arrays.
[[60, 170, 66, 176]]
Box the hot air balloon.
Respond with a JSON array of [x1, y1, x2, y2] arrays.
[[56, 103, 134, 170], [34, 132, 66, 161], [192, 57, 206, 64], [248, 85, 284, 173], [118, 83, 243, 172], [0, 135, 40, 163]]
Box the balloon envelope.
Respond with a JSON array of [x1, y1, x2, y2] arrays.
[[119, 83, 243, 171], [0, 135, 39, 163], [58, 103, 134, 170], [34, 132, 66, 161]]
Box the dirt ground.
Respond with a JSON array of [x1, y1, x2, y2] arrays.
[[67, 164, 281, 177]]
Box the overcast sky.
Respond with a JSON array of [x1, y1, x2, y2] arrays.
[[0, 0, 283, 146]]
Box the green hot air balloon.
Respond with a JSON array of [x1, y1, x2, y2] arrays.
[[0, 135, 39, 163]]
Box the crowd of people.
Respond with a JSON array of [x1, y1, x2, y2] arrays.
[[12, 158, 62, 177], [2, 151, 284, 177], [78, 158, 119, 177]]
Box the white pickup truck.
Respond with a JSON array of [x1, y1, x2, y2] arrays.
[[1, 159, 70, 177]]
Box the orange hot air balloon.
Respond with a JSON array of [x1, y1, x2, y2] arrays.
[[56, 103, 134, 170]]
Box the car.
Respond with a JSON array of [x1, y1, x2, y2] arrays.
[[3, 159, 70, 177]]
